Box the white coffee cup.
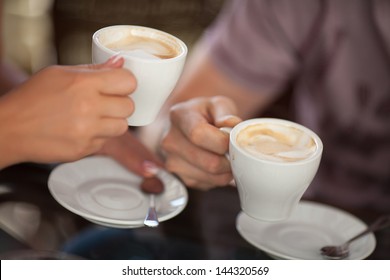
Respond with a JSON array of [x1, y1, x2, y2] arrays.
[[223, 118, 323, 222], [92, 25, 187, 126]]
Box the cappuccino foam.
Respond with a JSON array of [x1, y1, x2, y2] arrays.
[[236, 123, 316, 162], [100, 28, 180, 60]]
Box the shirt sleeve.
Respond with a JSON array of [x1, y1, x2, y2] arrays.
[[205, 0, 321, 94]]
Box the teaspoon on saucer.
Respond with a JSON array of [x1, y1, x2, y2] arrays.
[[320, 214, 390, 259], [144, 194, 159, 227]]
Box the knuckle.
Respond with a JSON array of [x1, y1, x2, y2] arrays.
[[89, 139, 106, 154], [79, 138, 107, 158], [70, 69, 89, 87], [187, 123, 208, 146], [210, 95, 229, 103], [124, 97, 135, 117], [182, 178, 200, 188], [210, 95, 225, 103], [164, 159, 180, 177], [68, 82, 98, 117], [75, 97, 94, 116], [68, 141, 90, 160], [160, 133, 175, 153], [211, 95, 235, 108], [70, 141, 103, 160], [118, 68, 137, 92], [127, 70, 137, 90], [165, 169, 198, 189], [169, 105, 183, 123], [212, 173, 234, 187], [115, 120, 129, 135], [71, 120, 90, 138], [204, 155, 224, 174]]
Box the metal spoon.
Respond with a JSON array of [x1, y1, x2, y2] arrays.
[[320, 214, 390, 259], [144, 194, 159, 227]]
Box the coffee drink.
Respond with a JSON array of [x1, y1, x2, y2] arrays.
[[97, 27, 180, 60], [92, 25, 187, 126], [227, 118, 323, 221], [236, 123, 317, 162]]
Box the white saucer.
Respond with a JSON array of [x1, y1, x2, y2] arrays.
[[83, 217, 144, 229], [236, 200, 376, 260], [48, 156, 188, 228]]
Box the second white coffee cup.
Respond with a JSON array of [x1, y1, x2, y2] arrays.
[[92, 25, 187, 126], [224, 118, 323, 222]]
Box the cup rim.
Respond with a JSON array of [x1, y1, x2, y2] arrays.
[[230, 118, 323, 165], [92, 25, 188, 63]]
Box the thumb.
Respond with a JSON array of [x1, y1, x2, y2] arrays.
[[209, 96, 242, 128]]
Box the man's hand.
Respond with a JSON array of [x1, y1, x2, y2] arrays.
[[160, 95, 242, 190]]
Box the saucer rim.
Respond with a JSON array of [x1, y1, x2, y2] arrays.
[[236, 200, 376, 260], [48, 156, 188, 226]]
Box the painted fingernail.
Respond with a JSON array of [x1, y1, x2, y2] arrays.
[[142, 161, 160, 176], [106, 54, 122, 66]]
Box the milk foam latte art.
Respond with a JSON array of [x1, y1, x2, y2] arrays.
[[96, 26, 181, 60], [236, 123, 317, 162], [227, 118, 323, 221], [105, 34, 179, 60]]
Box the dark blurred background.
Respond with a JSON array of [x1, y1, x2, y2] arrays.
[[3, 0, 225, 73]]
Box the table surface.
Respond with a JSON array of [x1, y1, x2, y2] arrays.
[[0, 163, 388, 260]]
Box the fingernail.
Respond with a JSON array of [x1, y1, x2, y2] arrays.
[[142, 161, 160, 176], [111, 54, 122, 64], [106, 54, 122, 66], [216, 115, 242, 128], [222, 115, 242, 123]]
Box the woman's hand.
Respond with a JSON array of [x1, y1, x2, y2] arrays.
[[0, 57, 136, 168]]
